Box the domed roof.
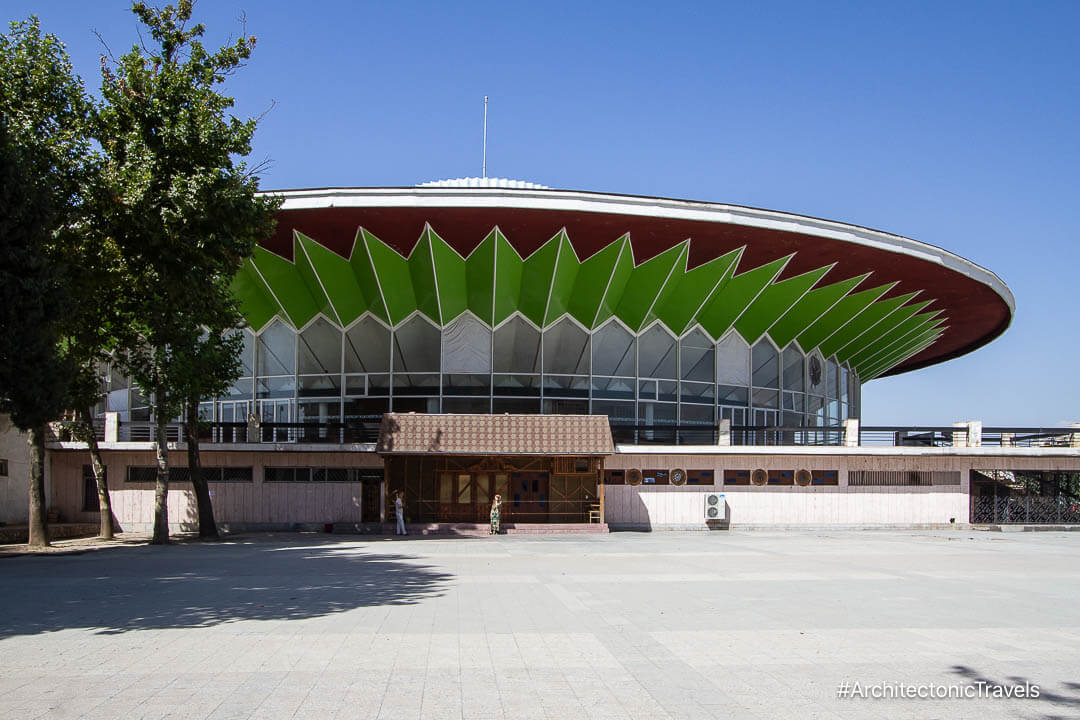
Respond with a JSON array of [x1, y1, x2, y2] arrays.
[[417, 177, 548, 190]]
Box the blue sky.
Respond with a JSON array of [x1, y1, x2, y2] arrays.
[[7, 1, 1079, 426]]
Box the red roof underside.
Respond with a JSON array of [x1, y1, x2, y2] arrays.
[[264, 206, 1010, 377]]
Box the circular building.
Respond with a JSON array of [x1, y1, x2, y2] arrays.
[[222, 179, 1012, 443]]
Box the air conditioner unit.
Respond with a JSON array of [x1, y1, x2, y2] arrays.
[[704, 492, 726, 520]]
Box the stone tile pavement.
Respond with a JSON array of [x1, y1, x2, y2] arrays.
[[2, 530, 1079, 719]]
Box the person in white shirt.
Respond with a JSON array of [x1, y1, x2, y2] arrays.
[[394, 490, 407, 536]]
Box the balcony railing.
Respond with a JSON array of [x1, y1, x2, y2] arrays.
[[56, 416, 1079, 449]]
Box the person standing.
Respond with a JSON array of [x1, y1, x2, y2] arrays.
[[394, 490, 407, 536], [489, 493, 502, 535]]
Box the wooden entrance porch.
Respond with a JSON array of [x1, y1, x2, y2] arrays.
[[376, 413, 614, 528]]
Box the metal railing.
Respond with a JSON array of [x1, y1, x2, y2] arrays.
[[68, 416, 1077, 449]]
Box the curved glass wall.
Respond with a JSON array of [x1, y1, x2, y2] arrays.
[[100, 312, 861, 439]]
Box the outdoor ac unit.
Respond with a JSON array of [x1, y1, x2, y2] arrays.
[[704, 492, 726, 520]]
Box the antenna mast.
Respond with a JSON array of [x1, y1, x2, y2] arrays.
[[482, 95, 488, 178]]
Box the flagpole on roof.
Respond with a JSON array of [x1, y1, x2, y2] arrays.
[[482, 95, 488, 179]]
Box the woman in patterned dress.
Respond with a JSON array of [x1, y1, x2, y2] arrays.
[[489, 493, 502, 535]]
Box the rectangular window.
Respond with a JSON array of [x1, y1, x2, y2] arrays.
[[642, 469, 669, 485], [686, 470, 714, 486], [811, 470, 839, 486], [355, 468, 384, 483], [848, 470, 929, 486], [767, 470, 794, 486], [126, 466, 253, 483], [724, 470, 750, 486], [603, 470, 625, 485], [0, 458, 7, 476]]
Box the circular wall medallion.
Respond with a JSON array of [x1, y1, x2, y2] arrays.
[[795, 469, 812, 487], [671, 468, 686, 486], [627, 468, 643, 486], [751, 469, 768, 486]]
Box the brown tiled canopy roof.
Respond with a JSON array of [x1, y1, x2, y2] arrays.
[[376, 413, 614, 455]]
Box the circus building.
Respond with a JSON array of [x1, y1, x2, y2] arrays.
[[16, 179, 1080, 535]]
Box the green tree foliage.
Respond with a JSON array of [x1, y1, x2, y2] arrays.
[[97, 1, 279, 543], [0, 18, 96, 547]]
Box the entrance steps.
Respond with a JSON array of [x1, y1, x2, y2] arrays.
[[380, 522, 609, 537], [505, 523, 609, 535]]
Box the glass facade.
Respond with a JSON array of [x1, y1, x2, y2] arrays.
[[98, 312, 861, 437]]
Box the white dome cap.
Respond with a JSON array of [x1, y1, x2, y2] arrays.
[[417, 177, 548, 189]]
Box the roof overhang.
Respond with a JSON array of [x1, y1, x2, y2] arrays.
[[247, 186, 1013, 377], [376, 413, 615, 456]]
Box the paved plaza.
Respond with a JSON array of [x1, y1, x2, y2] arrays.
[[1, 530, 1079, 719]]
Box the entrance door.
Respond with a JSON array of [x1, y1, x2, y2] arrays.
[[511, 471, 549, 523], [360, 479, 381, 522]]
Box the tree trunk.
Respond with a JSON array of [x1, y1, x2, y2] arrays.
[[27, 425, 49, 547], [185, 397, 219, 540], [151, 388, 170, 545], [78, 407, 115, 540]]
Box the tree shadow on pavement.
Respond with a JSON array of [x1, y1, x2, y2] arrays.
[[951, 664, 1080, 719], [0, 535, 452, 638]]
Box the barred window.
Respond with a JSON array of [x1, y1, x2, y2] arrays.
[[848, 470, 957, 486], [265, 467, 384, 483], [126, 466, 253, 483]]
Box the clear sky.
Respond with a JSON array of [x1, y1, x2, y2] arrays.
[[6, 1, 1079, 427]]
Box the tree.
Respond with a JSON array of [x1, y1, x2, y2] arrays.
[[0, 18, 95, 547], [97, 1, 278, 544], [171, 291, 248, 540]]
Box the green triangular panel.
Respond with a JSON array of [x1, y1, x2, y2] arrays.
[[837, 300, 933, 363], [230, 258, 279, 331], [465, 230, 497, 324], [348, 229, 389, 324], [615, 243, 687, 331], [296, 232, 370, 327], [566, 236, 625, 328], [362, 228, 416, 325], [429, 227, 467, 324], [292, 233, 340, 326], [590, 236, 635, 328], [696, 255, 789, 340], [796, 282, 895, 354], [864, 324, 945, 378], [769, 273, 868, 350], [543, 231, 582, 325], [860, 323, 943, 377], [250, 245, 320, 328], [866, 315, 946, 370], [407, 227, 441, 324], [492, 230, 523, 327], [849, 310, 942, 368], [735, 265, 831, 345], [819, 291, 918, 359], [652, 247, 741, 336], [864, 330, 944, 379], [518, 232, 561, 326]]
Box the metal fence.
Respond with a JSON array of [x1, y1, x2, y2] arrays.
[[972, 495, 1080, 524]]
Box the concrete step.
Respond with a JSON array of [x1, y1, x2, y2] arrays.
[[505, 523, 609, 535]]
